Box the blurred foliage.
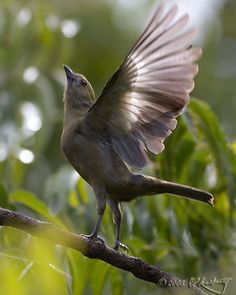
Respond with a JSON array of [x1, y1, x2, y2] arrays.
[[0, 0, 236, 294]]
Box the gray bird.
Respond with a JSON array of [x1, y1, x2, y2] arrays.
[[61, 3, 214, 251]]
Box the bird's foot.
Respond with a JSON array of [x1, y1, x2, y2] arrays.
[[81, 233, 105, 245], [113, 240, 129, 252]]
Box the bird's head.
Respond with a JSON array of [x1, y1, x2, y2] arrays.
[[63, 65, 95, 112]]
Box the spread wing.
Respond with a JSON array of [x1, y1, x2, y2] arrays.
[[81, 3, 202, 168]]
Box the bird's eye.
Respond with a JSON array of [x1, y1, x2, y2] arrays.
[[80, 79, 87, 86]]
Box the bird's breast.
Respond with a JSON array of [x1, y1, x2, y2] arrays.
[[61, 129, 130, 188]]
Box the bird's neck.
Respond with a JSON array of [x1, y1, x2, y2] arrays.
[[63, 102, 88, 130]]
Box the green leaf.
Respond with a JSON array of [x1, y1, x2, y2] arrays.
[[188, 99, 236, 208], [10, 190, 64, 227], [0, 183, 8, 205], [67, 250, 87, 295], [91, 260, 110, 295], [68, 190, 79, 208], [110, 268, 124, 295], [0, 183, 15, 210], [156, 248, 169, 260], [77, 178, 88, 204], [172, 132, 196, 183]]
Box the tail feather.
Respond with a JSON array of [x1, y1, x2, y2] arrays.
[[127, 174, 214, 206], [155, 179, 214, 205]]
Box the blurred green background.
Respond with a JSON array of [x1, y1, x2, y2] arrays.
[[0, 0, 236, 294]]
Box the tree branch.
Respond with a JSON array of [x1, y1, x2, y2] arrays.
[[0, 207, 205, 294]]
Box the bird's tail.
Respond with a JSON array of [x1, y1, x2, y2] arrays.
[[126, 174, 214, 206]]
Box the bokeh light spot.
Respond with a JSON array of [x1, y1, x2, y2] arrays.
[[61, 20, 80, 38], [23, 67, 39, 84], [21, 102, 42, 134], [17, 8, 32, 26], [18, 149, 34, 164]]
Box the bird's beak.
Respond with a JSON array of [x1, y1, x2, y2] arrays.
[[63, 65, 75, 81]]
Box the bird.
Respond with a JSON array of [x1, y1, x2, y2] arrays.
[[61, 3, 214, 251]]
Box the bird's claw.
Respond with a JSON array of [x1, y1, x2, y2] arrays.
[[113, 241, 129, 252], [81, 233, 105, 245]]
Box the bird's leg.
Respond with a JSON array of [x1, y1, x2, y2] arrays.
[[107, 200, 129, 252], [84, 214, 103, 239], [82, 188, 106, 244]]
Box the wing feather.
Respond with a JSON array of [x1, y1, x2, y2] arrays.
[[81, 3, 202, 168]]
